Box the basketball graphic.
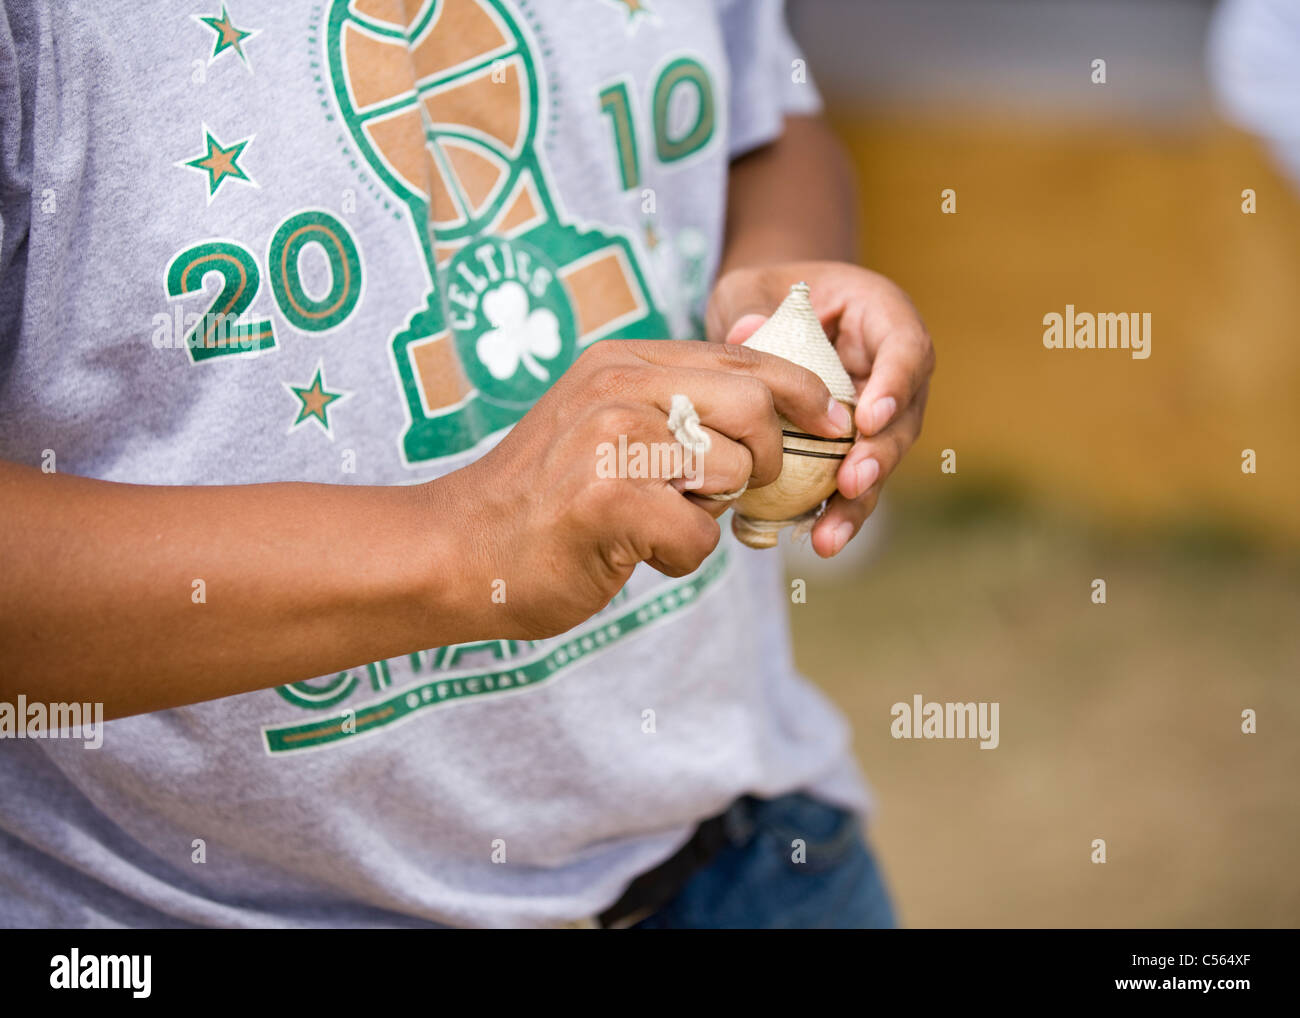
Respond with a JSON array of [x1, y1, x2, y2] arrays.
[[326, 0, 669, 462]]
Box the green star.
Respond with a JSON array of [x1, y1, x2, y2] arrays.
[[285, 365, 347, 435], [181, 127, 254, 201], [197, 5, 257, 67]]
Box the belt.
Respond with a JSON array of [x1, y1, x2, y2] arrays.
[[557, 799, 747, 929]]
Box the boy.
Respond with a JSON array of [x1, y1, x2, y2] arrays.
[[0, 0, 932, 927]]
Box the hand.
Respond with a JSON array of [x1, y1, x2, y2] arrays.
[[446, 338, 853, 639], [706, 261, 935, 558]]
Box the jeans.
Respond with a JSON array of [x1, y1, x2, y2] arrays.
[[632, 792, 897, 929]]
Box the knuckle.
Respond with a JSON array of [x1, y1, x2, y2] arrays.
[[588, 401, 643, 442], [710, 341, 763, 373], [574, 340, 615, 372], [729, 376, 778, 428], [738, 373, 774, 409], [578, 466, 623, 505], [588, 362, 644, 402]]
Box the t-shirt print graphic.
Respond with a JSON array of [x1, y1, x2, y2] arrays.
[[261, 0, 732, 754], [328, 0, 670, 465]]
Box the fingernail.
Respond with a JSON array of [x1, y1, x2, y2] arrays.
[[870, 397, 897, 435], [832, 520, 854, 554], [854, 457, 880, 496], [827, 398, 853, 433]]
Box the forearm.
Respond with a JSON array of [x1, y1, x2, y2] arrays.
[[718, 113, 858, 275], [0, 461, 485, 719]]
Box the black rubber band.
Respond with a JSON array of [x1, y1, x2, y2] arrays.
[[781, 430, 855, 443], [781, 448, 849, 461]]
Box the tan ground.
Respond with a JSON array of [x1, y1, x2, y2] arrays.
[[791, 496, 1300, 927]]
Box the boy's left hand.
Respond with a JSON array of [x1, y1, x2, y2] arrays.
[[705, 261, 935, 558]]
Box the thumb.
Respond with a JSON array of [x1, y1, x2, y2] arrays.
[[722, 313, 768, 346], [705, 267, 783, 344]]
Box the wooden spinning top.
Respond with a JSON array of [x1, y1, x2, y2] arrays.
[[732, 282, 857, 548]]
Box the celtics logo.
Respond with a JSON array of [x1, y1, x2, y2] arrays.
[[448, 237, 575, 411], [325, 0, 669, 464]]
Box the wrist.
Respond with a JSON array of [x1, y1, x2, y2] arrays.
[[390, 470, 488, 644], [394, 461, 506, 647]]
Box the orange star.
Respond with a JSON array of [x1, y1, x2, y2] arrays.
[[286, 365, 347, 434], [182, 128, 253, 199], [199, 6, 255, 65]]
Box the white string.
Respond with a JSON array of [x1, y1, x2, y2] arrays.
[[667, 394, 747, 502], [667, 393, 710, 453]]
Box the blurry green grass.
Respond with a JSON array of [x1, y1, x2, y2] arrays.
[[789, 487, 1300, 927]]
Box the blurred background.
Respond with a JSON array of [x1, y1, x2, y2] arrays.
[[781, 0, 1300, 927]]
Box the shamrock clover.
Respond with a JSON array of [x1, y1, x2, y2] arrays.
[[476, 280, 562, 382]]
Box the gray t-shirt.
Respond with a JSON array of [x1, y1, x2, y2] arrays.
[[0, 0, 870, 927]]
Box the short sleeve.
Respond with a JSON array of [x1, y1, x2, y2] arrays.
[[1209, 0, 1300, 185], [0, 0, 35, 349], [718, 0, 822, 160]]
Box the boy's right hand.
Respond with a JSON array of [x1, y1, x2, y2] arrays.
[[442, 339, 853, 640]]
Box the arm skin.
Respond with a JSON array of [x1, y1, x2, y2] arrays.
[[717, 113, 859, 275], [0, 337, 845, 721], [709, 114, 936, 558], [0, 462, 486, 719]]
